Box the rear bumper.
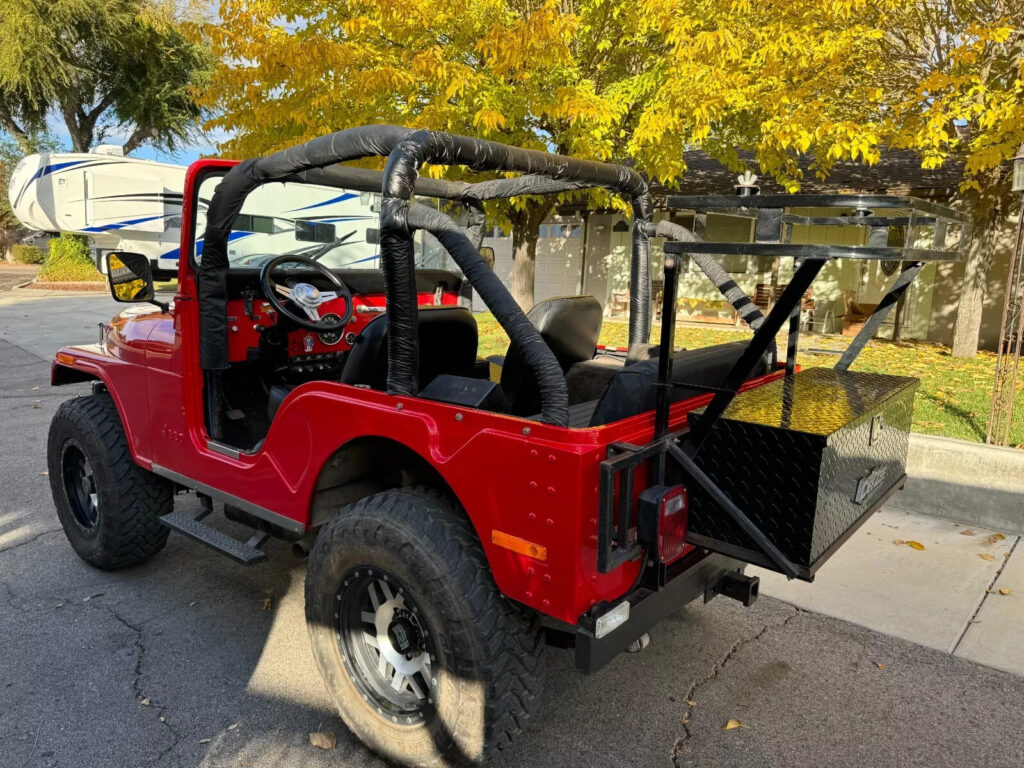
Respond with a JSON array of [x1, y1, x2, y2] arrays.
[[574, 550, 750, 674]]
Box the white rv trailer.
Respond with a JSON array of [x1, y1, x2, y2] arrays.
[[6, 147, 432, 277], [8, 147, 188, 275]]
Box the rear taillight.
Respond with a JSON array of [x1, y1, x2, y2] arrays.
[[638, 485, 689, 564]]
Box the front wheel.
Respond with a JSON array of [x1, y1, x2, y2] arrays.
[[305, 487, 544, 766], [47, 394, 172, 569]]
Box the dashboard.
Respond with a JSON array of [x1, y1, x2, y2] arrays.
[[225, 289, 459, 378], [220, 267, 466, 382]]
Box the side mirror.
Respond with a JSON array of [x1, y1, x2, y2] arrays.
[[106, 252, 155, 303], [479, 246, 495, 270]]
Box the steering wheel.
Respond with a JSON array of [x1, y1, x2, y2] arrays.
[[259, 254, 354, 332]]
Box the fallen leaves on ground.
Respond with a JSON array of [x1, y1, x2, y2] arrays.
[[874, 661, 886, 670], [980, 553, 996, 562], [986, 533, 1006, 544], [893, 539, 925, 550], [310, 731, 337, 750], [999, 588, 1013, 596], [960, 529, 975, 536], [199, 738, 211, 745], [141, 698, 151, 707], [262, 598, 272, 611], [723, 719, 747, 731]]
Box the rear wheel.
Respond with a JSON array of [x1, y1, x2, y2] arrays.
[[47, 394, 172, 569], [305, 487, 544, 766]]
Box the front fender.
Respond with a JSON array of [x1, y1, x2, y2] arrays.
[[49, 345, 154, 467]]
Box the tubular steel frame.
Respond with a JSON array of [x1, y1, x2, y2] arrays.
[[596, 194, 969, 580]]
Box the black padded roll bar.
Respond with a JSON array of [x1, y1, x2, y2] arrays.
[[200, 126, 414, 370], [407, 204, 569, 425], [200, 126, 654, 396], [379, 129, 652, 404], [643, 219, 767, 332]]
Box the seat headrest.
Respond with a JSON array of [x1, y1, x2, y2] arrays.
[[526, 295, 603, 363]]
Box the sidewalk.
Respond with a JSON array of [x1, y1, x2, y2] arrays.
[[753, 507, 1023, 675]]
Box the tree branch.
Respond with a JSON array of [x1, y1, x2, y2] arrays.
[[122, 125, 159, 155]]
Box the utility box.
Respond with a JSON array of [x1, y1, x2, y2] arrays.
[[684, 368, 918, 580]]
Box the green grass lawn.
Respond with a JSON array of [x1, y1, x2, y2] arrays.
[[475, 313, 1024, 447]]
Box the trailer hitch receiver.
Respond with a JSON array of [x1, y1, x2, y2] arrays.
[[707, 571, 760, 607]]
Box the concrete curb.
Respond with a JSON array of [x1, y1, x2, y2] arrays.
[[890, 433, 1024, 534]]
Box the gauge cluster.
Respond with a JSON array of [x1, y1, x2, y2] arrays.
[[317, 313, 345, 345]]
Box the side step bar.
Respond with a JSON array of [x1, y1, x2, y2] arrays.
[[160, 505, 269, 565]]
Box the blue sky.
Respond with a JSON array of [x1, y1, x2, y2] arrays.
[[42, 115, 229, 165]]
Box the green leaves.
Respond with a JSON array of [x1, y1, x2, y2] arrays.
[[0, 0, 212, 153]]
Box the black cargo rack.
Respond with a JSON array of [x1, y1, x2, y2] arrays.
[[596, 193, 970, 582], [665, 194, 970, 263]]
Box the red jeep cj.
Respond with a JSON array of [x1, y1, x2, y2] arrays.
[[46, 127, 967, 766]]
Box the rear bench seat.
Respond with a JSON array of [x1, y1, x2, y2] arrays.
[[560, 341, 773, 428]]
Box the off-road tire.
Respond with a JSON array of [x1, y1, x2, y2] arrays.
[[47, 394, 172, 569], [305, 486, 545, 766]]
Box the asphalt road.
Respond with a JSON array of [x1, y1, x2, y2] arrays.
[[2, 294, 1024, 768]]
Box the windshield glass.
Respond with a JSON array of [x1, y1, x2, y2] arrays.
[[194, 173, 458, 272]]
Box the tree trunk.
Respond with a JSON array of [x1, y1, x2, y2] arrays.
[[0, 109, 31, 154], [951, 168, 1010, 358], [892, 290, 906, 343], [892, 262, 912, 343], [507, 198, 555, 310]]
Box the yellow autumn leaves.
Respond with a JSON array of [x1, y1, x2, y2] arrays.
[[197, 0, 1023, 203]]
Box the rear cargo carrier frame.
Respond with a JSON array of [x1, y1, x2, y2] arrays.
[[597, 194, 968, 581]]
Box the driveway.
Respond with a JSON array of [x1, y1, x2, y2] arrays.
[[2, 292, 1024, 768], [0, 263, 40, 291]]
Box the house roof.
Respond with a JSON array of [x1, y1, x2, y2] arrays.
[[665, 148, 965, 198]]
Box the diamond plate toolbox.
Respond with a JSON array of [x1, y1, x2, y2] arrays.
[[684, 368, 918, 580]]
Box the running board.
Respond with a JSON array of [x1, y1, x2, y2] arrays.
[[160, 510, 269, 565]]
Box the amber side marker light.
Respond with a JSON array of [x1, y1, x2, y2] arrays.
[[55, 352, 76, 365], [491, 530, 548, 561]]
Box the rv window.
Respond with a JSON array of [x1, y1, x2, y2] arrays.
[[234, 214, 275, 234], [295, 220, 337, 243]]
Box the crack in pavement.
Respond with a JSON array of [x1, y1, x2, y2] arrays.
[[86, 599, 183, 765], [669, 605, 801, 766], [0, 528, 62, 557], [2, 574, 184, 766]]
